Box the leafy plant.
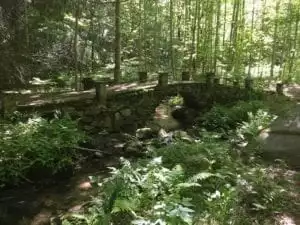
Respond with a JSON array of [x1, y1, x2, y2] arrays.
[[64, 157, 199, 225], [0, 115, 85, 187], [168, 95, 184, 107], [200, 100, 266, 132], [62, 99, 297, 225], [236, 109, 276, 141]]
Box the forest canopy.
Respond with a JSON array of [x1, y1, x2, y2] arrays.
[[0, 0, 299, 89]]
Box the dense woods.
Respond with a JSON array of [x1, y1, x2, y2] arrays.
[[0, 1, 300, 225], [0, 0, 299, 89]]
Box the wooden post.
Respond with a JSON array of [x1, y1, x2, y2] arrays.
[[233, 81, 239, 87], [138, 71, 148, 83], [244, 77, 253, 90], [82, 77, 95, 90], [95, 81, 107, 105], [181, 71, 190, 81], [214, 78, 220, 85], [205, 72, 215, 89], [158, 72, 169, 87], [0, 91, 4, 118], [276, 83, 284, 95]]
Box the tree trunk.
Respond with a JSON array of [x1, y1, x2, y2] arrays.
[[114, 0, 121, 83], [90, 4, 95, 73], [288, 8, 299, 75], [24, 0, 29, 49], [270, 1, 280, 77], [169, 0, 175, 78], [214, 0, 221, 73], [247, 0, 255, 78], [189, 0, 198, 77], [73, 2, 80, 91], [138, 0, 143, 71], [222, 0, 227, 47]]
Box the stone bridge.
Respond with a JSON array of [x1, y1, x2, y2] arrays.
[[16, 74, 265, 133]]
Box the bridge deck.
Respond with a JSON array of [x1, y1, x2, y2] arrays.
[[15, 81, 203, 110]]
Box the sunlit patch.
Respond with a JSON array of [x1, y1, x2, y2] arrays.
[[275, 214, 297, 225], [68, 204, 84, 213], [30, 210, 52, 225], [258, 128, 270, 140], [78, 181, 92, 190]]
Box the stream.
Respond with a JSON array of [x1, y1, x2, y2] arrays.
[[0, 101, 187, 225]]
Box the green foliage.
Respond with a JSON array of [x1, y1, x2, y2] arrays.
[[236, 167, 293, 217], [236, 109, 276, 141], [65, 137, 296, 224], [62, 100, 298, 225], [168, 95, 184, 107], [200, 100, 266, 132], [154, 140, 233, 175], [0, 115, 85, 187], [64, 157, 198, 225]]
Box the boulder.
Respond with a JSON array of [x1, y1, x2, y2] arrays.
[[171, 106, 199, 127], [136, 127, 155, 140], [158, 128, 173, 144], [173, 130, 194, 143], [124, 140, 145, 153]]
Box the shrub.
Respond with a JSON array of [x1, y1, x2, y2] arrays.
[[236, 109, 276, 142], [0, 115, 85, 187], [154, 140, 235, 175], [200, 100, 266, 132], [64, 157, 199, 225]]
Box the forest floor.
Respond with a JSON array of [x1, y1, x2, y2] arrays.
[[0, 84, 300, 225]]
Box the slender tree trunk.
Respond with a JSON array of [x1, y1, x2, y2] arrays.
[[214, 0, 221, 73], [229, 0, 237, 46], [169, 0, 175, 78], [196, 0, 202, 73], [74, 2, 80, 91], [222, 0, 227, 47], [24, 0, 29, 49], [189, 0, 198, 77], [286, 0, 294, 78], [229, 0, 240, 75], [288, 6, 300, 74], [138, 0, 143, 71], [247, 0, 255, 77], [90, 4, 95, 73], [143, 0, 147, 71], [259, 0, 266, 77], [114, 0, 121, 83], [270, 1, 280, 77], [154, 0, 159, 71], [202, 0, 210, 73], [207, 1, 214, 72], [183, 0, 189, 48]]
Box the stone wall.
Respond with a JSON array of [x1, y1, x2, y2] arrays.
[[56, 82, 261, 133], [15, 76, 265, 133]]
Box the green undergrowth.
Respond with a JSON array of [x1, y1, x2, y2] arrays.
[[199, 100, 267, 132], [62, 99, 299, 225], [0, 114, 86, 187]]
